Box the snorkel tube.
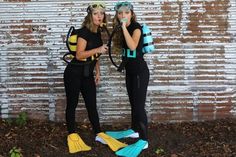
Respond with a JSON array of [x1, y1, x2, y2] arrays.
[[107, 24, 121, 69], [107, 18, 129, 72]]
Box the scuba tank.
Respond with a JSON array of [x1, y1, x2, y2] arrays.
[[142, 24, 154, 53], [63, 26, 99, 64], [67, 26, 77, 54]]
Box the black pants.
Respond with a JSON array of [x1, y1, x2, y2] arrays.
[[63, 64, 101, 134], [125, 62, 149, 141]]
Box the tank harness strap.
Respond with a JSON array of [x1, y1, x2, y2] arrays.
[[143, 32, 154, 47], [143, 32, 151, 37]]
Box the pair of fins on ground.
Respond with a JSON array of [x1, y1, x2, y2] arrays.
[[67, 129, 148, 157]]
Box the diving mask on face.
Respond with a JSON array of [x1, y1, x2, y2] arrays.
[[87, 2, 106, 13], [114, 1, 133, 12]]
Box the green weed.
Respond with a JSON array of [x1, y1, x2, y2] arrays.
[[9, 147, 23, 157]]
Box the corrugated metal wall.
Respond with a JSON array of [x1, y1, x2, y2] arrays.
[[0, 0, 236, 124]]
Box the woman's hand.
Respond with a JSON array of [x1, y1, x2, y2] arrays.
[[120, 18, 128, 29], [120, 18, 141, 51], [98, 44, 108, 54], [95, 72, 100, 86]]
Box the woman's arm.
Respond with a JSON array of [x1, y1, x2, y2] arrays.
[[75, 37, 100, 60], [95, 60, 101, 85], [122, 24, 141, 51]]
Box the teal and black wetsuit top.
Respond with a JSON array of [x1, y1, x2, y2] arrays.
[[122, 21, 146, 75]]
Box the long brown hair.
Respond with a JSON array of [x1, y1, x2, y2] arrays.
[[81, 8, 107, 33], [112, 10, 137, 53]]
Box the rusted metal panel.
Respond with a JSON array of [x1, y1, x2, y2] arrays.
[[0, 0, 236, 123]]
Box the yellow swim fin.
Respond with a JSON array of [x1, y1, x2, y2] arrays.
[[67, 133, 91, 153], [96, 132, 127, 152]]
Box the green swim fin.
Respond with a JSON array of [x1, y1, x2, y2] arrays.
[[67, 133, 91, 153], [115, 139, 148, 157], [96, 132, 127, 151], [105, 129, 139, 139]]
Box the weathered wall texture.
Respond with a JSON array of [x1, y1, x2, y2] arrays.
[[0, 0, 236, 124]]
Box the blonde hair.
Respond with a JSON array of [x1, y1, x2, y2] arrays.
[[82, 9, 107, 33]]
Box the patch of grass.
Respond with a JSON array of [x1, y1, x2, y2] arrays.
[[4, 112, 28, 127], [15, 112, 27, 127], [155, 148, 165, 155], [9, 147, 23, 157]]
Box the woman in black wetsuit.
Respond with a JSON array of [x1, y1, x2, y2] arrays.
[[63, 2, 108, 154], [106, 1, 150, 156], [64, 2, 127, 154]]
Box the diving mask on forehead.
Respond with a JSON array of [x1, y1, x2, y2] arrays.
[[87, 2, 106, 13], [114, 1, 133, 11]]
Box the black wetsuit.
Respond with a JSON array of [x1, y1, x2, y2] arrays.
[[123, 22, 149, 141], [64, 27, 102, 134]]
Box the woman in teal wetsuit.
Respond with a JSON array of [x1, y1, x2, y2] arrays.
[[106, 1, 150, 157]]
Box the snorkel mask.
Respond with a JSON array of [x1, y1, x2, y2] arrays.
[[87, 2, 106, 13], [114, 1, 133, 12]]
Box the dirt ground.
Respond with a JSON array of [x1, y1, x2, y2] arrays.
[[0, 118, 236, 157]]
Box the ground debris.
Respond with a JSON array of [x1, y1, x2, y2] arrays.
[[0, 118, 235, 157]]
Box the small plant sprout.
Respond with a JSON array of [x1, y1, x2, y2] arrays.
[[9, 147, 23, 157], [155, 148, 165, 155], [15, 112, 27, 127]]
